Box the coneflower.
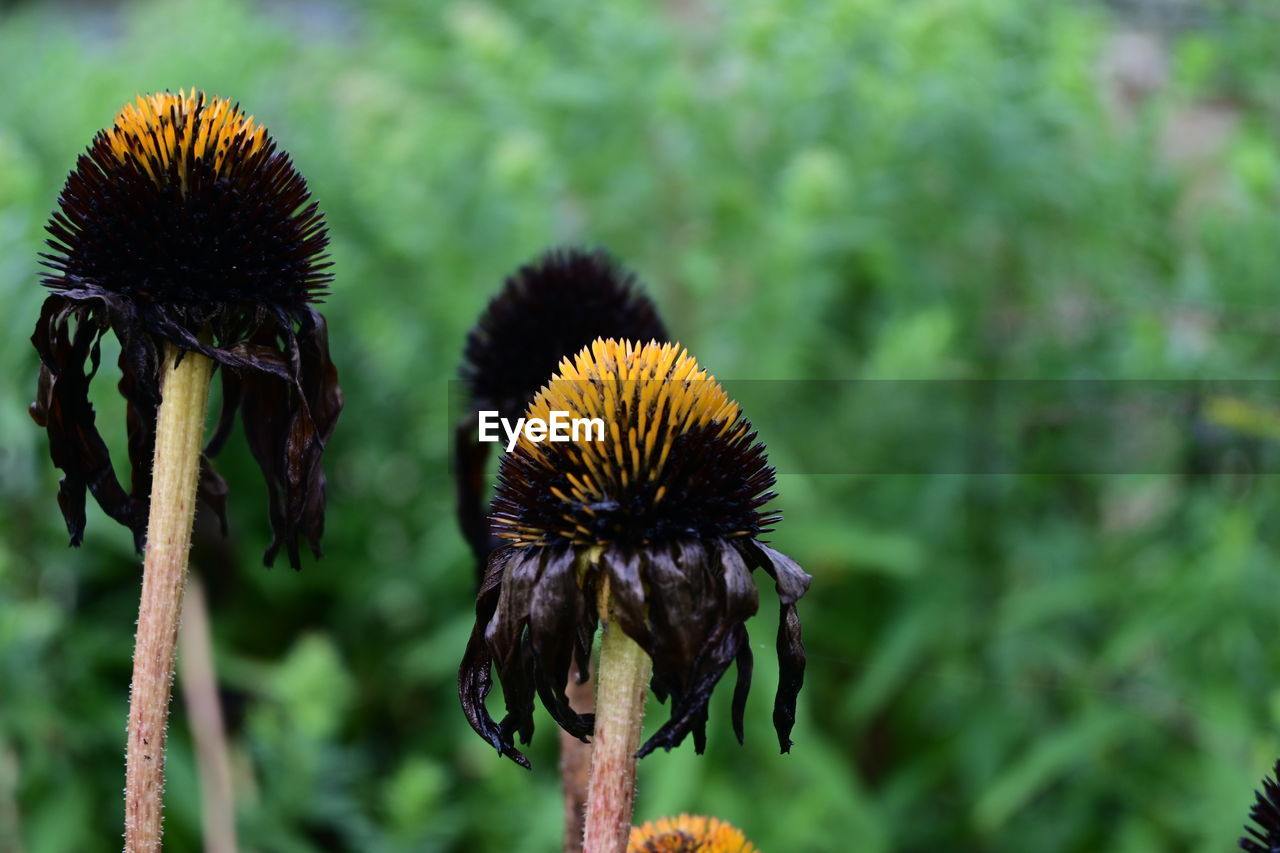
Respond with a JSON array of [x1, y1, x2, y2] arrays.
[[629, 814, 758, 853], [456, 248, 668, 852], [459, 339, 810, 853], [31, 90, 340, 851], [456, 247, 668, 563], [1240, 759, 1280, 852]]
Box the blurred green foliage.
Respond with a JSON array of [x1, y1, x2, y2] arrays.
[[1, 0, 1280, 850]]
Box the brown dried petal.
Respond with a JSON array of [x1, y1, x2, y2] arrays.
[[486, 548, 543, 751], [460, 537, 809, 766], [730, 624, 754, 745], [528, 547, 593, 739], [30, 295, 145, 546], [601, 546, 652, 650], [604, 541, 757, 757], [233, 308, 341, 569], [772, 602, 806, 753], [745, 541, 812, 752], [458, 549, 531, 768]]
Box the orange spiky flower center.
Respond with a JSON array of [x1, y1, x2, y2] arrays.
[[43, 88, 330, 307], [629, 814, 759, 853], [491, 338, 776, 548], [106, 90, 267, 189]]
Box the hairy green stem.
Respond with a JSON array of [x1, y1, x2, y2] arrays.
[[124, 343, 212, 853], [582, 587, 651, 853]]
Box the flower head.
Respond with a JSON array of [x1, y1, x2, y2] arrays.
[[629, 814, 758, 853], [455, 248, 668, 560], [462, 248, 668, 423], [459, 339, 810, 766], [30, 90, 341, 568], [1240, 759, 1280, 852]]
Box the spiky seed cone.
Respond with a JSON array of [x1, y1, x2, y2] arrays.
[[492, 338, 776, 548], [462, 248, 668, 423], [43, 90, 330, 307], [455, 248, 670, 563]]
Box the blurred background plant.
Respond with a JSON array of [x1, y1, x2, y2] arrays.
[[1, 0, 1279, 851]]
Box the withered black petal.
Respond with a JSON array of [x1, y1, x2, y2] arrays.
[[459, 550, 531, 768], [454, 248, 669, 565], [487, 549, 544, 753], [730, 625, 753, 745], [235, 309, 341, 569], [601, 546, 652, 651], [31, 294, 148, 547], [746, 541, 811, 752], [32, 291, 341, 569], [528, 547, 593, 739], [772, 603, 806, 753], [637, 542, 758, 757], [1241, 759, 1280, 852], [461, 536, 808, 767]]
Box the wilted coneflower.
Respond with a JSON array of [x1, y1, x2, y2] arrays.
[[629, 815, 758, 853], [459, 338, 810, 853], [456, 247, 668, 564], [32, 90, 339, 567], [457, 249, 669, 853], [1240, 759, 1280, 852], [30, 90, 340, 852]]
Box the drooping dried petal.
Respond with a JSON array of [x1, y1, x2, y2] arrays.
[[460, 546, 599, 766], [528, 547, 595, 735], [234, 309, 341, 568], [746, 541, 811, 752], [461, 538, 806, 762], [459, 550, 524, 765], [30, 296, 144, 546], [627, 541, 759, 757]]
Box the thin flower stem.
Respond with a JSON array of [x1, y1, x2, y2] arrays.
[[559, 663, 594, 853], [125, 343, 213, 853], [582, 589, 651, 853], [178, 575, 238, 853]]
